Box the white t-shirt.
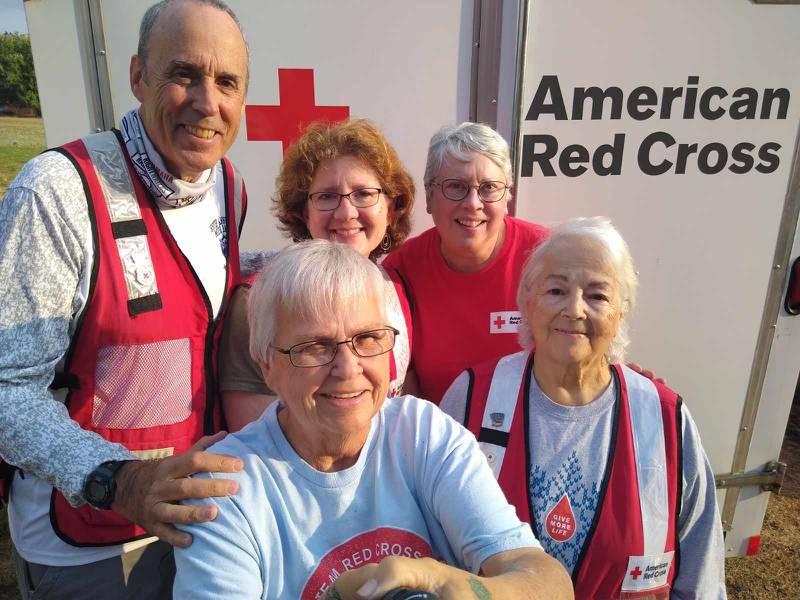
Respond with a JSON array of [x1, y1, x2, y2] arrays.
[[161, 192, 227, 317], [174, 396, 541, 600]]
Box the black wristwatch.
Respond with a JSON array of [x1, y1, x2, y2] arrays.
[[83, 460, 133, 510]]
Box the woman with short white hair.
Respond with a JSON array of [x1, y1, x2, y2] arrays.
[[174, 240, 573, 600], [383, 122, 549, 405], [440, 217, 726, 600]]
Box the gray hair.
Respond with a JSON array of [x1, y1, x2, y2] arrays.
[[137, 0, 250, 75], [248, 240, 387, 366], [423, 122, 513, 187], [516, 217, 638, 364]]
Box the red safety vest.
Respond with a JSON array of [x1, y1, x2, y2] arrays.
[[464, 351, 682, 600], [45, 130, 246, 546]]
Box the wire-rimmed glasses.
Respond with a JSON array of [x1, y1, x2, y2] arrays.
[[270, 327, 400, 367], [307, 188, 383, 211], [429, 179, 508, 203]]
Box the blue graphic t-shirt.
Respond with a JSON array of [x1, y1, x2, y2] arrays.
[[527, 376, 616, 573]]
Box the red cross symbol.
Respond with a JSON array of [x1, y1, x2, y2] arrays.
[[629, 566, 643, 580], [493, 315, 506, 329], [245, 68, 350, 154]]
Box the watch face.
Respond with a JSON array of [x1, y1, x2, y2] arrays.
[[86, 478, 109, 505]]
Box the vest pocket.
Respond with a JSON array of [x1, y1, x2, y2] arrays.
[[92, 338, 193, 428]]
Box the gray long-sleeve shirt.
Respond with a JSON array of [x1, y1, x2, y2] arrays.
[[0, 151, 134, 506]]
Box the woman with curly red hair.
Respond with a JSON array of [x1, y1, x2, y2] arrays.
[[220, 119, 416, 431]]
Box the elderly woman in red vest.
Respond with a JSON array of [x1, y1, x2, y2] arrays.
[[440, 217, 726, 600]]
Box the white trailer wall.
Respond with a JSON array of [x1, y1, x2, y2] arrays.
[[514, 0, 800, 555], [26, 0, 477, 249]]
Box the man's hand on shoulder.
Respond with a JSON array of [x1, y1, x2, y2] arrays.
[[111, 431, 244, 547]]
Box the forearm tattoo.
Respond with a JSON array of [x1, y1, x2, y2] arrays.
[[468, 576, 492, 599], [322, 586, 344, 600]]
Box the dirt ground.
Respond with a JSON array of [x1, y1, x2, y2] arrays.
[[725, 381, 800, 600]]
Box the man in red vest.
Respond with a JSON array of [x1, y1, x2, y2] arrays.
[[0, 1, 250, 597]]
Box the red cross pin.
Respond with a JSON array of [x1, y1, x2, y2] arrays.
[[245, 68, 350, 154]]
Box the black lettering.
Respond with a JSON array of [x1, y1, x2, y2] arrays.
[[559, 144, 590, 177], [729, 142, 755, 174], [675, 143, 698, 175], [699, 86, 728, 120], [756, 142, 781, 174], [761, 88, 790, 119], [593, 134, 625, 176], [638, 132, 675, 175], [683, 75, 700, 119], [627, 86, 657, 120], [697, 142, 728, 174], [660, 86, 683, 119], [525, 75, 568, 120], [730, 88, 758, 120], [572, 86, 624, 120], [521, 134, 558, 177]]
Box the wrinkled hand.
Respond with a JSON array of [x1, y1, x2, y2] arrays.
[[626, 362, 666, 385], [331, 557, 473, 600], [111, 432, 243, 547]]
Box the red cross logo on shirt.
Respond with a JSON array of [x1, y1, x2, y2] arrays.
[[493, 315, 506, 329], [245, 68, 350, 154], [629, 566, 643, 580]]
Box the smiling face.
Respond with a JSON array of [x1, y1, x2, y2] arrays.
[[262, 290, 390, 454], [130, 1, 248, 181], [428, 153, 509, 272], [525, 237, 624, 368], [305, 155, 390, 258]]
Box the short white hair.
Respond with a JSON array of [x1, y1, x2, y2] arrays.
[[516, 217, 638, 364], [423, 122, 513, 187], [248, 240, 386, 365]]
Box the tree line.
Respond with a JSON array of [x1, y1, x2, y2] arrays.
[[0, 32, 40, 112]]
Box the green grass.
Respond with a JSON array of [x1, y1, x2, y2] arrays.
[[0, 116, 45, 194], [0, 115, 42, 597], [0, 506, 14, 598]]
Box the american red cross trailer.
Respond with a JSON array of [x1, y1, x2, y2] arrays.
[[22, 0, 800, 557]]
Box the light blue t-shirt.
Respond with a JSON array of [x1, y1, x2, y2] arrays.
[[173, 396, 540, 600]]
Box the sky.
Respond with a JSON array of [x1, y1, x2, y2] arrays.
[[0, 0, 27, 33]]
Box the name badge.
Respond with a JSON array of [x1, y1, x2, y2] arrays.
[[489, 311, 521, 334], [620, 551, 673, 599]]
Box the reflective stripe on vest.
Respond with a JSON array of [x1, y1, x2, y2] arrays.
[[622, 363, 670, 555], [478, 350, 528, 479], [83, 131, 162, 315]]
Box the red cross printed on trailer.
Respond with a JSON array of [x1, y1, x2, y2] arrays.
[[245, 68, 350, 154], [493, 315, 507, 330], [629, 566, 643, 580]]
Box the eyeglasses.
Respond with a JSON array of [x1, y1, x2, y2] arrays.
[[270, 327, 400, 368], [307, 188, 383, 211], [429, 179, 509, 203]]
